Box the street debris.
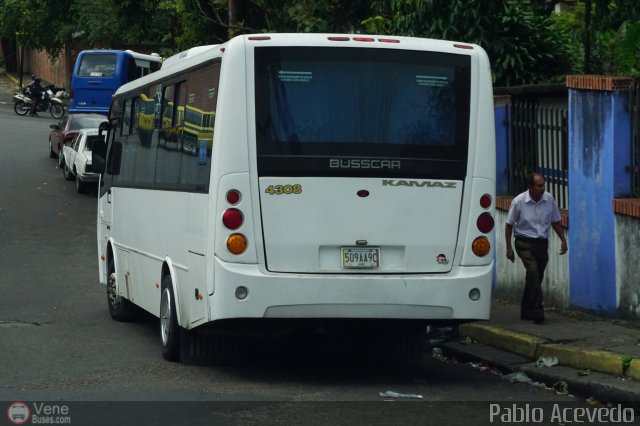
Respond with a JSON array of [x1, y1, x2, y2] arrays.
[[460, 336, 473, 345], [553, 380, 569, 395], [536, 356, 559, 368], [501, 372, 532, 384], [467, 361, 502, 376], [379, 391, 423, 399], [578, 369, 591, 376]]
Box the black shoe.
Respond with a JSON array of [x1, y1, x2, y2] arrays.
[[30, 112, 38, 116]]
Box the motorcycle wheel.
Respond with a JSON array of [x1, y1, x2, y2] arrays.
[[50, 104, 65, 119], [14, 100, 30, 116]]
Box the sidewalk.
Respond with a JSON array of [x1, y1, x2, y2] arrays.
[[442, 300, 640, 403], [0, 69, 19, 103]]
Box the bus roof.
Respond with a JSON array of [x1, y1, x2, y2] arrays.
[[161, 45, 219, 70], [113, 33, 484, 98], [78, 49, 162, 63]]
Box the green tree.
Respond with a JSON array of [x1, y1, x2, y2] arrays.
[[364, 0, 578, 86], [0, 0, 74, 58]]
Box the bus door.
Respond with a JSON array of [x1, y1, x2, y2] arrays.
[[254, 46, 471, 274], [71, 52, 121, 114]]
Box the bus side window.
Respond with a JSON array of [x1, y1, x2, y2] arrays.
[[155, 82, 186, 188], [122, 99, 132, 136], [131, 98, 138, 135], [179, 62, 220, 192]]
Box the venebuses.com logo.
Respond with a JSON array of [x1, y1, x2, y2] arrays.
[[7, 402, 30, 424], [6, 401, 71, 424]]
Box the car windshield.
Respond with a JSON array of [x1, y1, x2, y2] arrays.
[[69, 117, 105, 131]]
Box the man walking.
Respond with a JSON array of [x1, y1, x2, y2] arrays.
[[505, 172, 567, 324]]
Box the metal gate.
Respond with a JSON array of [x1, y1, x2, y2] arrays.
[[509, 101, 569, 210]]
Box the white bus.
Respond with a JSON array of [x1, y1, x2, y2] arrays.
[[94, 33, 496, 363]]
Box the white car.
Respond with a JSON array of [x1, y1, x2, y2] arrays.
[[61, 128, 103, 193]]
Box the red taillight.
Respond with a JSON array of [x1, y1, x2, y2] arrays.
[[477, 212, 494, 233], [222, 209, 243, 230], [226, 189, 241, 205], [480, 194, 492, 209]]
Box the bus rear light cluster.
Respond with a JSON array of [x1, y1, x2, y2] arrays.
[[223, 189, 247, 255], [476, 212, 494, 234], [472, 237, 491, 257], [328, 36, 400, 44], [480, 194, 492, 209], [222, 208, 243, 230], [227, 234, 248, 255], [226, 189, 241, 205], [473, 194, 494, 257]]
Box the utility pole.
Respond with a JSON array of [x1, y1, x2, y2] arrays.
[[228, 0, 239, 40], [584, 0, 592, 74]]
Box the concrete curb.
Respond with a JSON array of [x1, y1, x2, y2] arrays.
[[459, 323, 636, 380], [458, 324, 546, 358]]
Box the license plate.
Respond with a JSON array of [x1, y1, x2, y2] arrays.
[[341, 247, 380, 269]]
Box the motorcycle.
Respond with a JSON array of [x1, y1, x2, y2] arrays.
[[13, 84, 68, 119]]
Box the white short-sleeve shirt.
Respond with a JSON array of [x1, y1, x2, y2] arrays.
[[506, 190, 561, 239]]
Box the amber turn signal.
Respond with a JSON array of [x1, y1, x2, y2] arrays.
[[227, 233, 247, 255], [472, 236, 491, 257]]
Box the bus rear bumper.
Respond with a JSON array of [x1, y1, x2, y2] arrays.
[[210, 257, 493, 323], [69, 106, 110, 115]]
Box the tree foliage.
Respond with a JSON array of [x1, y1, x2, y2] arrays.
[[0, 0, 74, 58], [1, 0, 639, 83]]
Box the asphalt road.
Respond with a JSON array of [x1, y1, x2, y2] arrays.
[[0, 96, 588, 425]]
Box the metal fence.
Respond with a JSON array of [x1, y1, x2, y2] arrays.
[[509, 101, 569, 210]]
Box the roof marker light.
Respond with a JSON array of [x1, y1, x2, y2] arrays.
[[378, 38, 400, 43], [454, 43, 474, 50], [249, 36, 271, 41], [328, 37, 350, 42], [353, 37, 375, 42]]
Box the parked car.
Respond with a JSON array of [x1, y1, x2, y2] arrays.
[[48, 113, 107, 159], [60, 128, 104, 193]]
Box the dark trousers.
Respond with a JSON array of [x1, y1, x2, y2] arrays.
[[514, 237, 549, 319]]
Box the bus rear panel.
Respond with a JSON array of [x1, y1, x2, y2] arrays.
[[97, 34, 495, 361], [71, 50, 161, 114]]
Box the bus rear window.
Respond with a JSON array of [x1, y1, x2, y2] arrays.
[[78, 54, 117, 77], [255, 47, 471, 179]]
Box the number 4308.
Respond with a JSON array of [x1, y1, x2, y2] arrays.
[[264, 184, 302, 195]]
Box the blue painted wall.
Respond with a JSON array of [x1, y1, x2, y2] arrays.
[[568, 90, 630, 313], [494, 102, 510, 196]]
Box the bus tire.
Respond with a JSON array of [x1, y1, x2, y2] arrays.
[[160, 276, 181, 362], [106, 260, 136, 321]]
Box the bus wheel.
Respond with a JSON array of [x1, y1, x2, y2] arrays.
[[160, 276, 181, 362], [106, 260, 136, 321]]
